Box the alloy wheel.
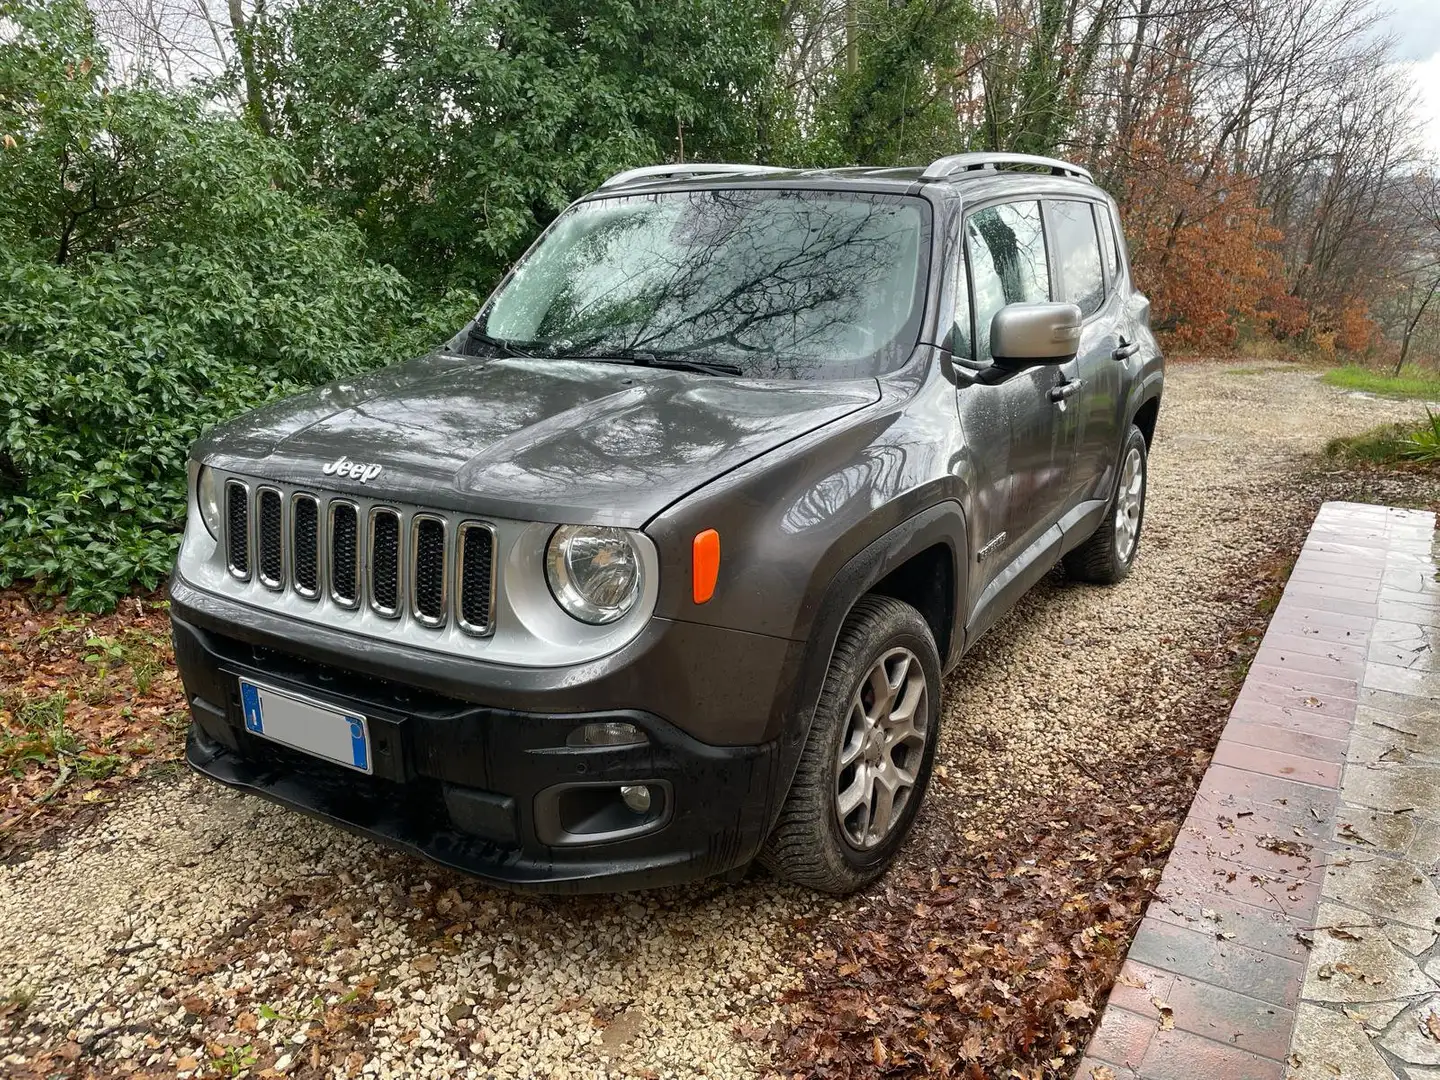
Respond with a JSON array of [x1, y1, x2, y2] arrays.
[[834, 646, 929, 850], [1114, 445, 1144, 564]]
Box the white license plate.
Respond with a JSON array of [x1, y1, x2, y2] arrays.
[[239, 679, 372, 774]]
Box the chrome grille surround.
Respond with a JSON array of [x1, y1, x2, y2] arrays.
[[224, 479, 251, 581], [367, 507, 402, 618], [456, 522, 497, 636], [328, 500, 361, 609], [291, 494, 321, 599], [410, 514, 448, 627], [256, 487, 284, 590]]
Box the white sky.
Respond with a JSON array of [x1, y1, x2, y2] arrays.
[[1383, 0, 1440, 160]]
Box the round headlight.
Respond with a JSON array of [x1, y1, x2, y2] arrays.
[[545, 525, 642, 625], [196, 465, 222, 540]]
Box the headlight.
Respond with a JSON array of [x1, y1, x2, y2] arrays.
[[545, 524, 642, 624], [196, 465, 222, 540]]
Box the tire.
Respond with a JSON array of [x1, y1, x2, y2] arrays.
[[760, 595, 941, 895], [1064, 423, 1148, 585]]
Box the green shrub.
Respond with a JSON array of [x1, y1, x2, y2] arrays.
[[0, 1, 475, 610]]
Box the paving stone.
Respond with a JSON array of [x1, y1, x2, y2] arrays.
[[1409, 819, 1440, 870], [1343, 999, 1411, 1030], [1288, 1003, 1400, 1080], [1324, 859, 1440, 933], [1084, 1003, 1156, 1069], [1377, 996, 1440, 1067], [1384, 922, 1437, 958], [1145, 891, 1314, 962], [1222, 719, 1350, 765], [1359, 688, 1440, 720], [1365, 664, 1440, 698], [1211, 742, 1342, 787], [1263, 630, 1369, 662], [1331, 808, 1419, 853], [1125, 919, 1305, 1007], [1301, 902, 1436, 1003], [1136, 1026, 1285, 1080], [1226, 700, 1357, 743], [1252, 644, 1367, 682], [1236, 680, 1359, 721], [1342, 766, 1440, 820], [1104, 960, 1294, 1059]]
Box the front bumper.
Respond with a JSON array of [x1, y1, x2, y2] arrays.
[[172, 605, 782, 893]]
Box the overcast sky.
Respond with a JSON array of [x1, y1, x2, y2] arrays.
[[1382, 0, 1440, 159]]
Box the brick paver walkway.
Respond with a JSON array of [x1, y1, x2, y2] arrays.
[[1077, 502, 1440, 1080]]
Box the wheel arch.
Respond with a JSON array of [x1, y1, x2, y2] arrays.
[[767, 501, 967, 831]]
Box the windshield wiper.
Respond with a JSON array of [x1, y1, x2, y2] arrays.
[[571, 348, 744, 377], [465, 327, 544, 360]]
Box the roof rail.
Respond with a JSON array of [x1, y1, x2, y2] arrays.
[[921, 153, 1093, 183], [599, 163, 778, 189]]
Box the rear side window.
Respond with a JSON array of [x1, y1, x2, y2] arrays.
[[1097, 203, 1120, 281], [1049, 200, 1105, 316], [965, 201, 1049, 362]]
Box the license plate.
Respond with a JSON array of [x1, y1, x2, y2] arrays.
[[239, 679, 372, 774]]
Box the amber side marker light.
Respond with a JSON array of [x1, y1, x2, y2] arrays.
[[692, 529, 720, 604]]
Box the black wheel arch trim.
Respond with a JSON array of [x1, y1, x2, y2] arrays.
[[767, 500, 967, 832]]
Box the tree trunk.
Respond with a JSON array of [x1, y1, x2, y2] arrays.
[[228, 0, 273, 136]]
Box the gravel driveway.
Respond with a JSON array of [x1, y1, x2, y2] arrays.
[[0, 361, 1430, 1080]]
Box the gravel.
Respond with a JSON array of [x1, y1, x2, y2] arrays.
[[0, 360, 1430, 1079]]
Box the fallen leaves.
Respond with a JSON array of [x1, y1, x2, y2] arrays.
[[774, 717, 1211, 1078], [1151, 998, 1175, 1031], [0, 588, 185, 857], [1424, 1011, 1440, 1042]]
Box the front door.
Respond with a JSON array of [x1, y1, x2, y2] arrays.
[[955, 198, 1079, 636]]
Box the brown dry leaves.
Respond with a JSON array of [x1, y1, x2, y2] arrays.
[[773, 735, 1204, 1079], [0, 588, 185, 855]]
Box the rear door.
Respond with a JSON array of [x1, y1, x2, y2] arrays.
[[1047, 198, 1124, 512]]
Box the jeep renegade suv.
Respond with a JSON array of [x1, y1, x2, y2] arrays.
[[171, 153, 1163, 895]]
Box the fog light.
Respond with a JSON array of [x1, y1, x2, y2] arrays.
[[620, 784, 652, 814], [567, 721, 646, 748]]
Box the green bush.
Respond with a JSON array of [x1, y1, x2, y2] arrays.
[[0, 1, 475, 610]]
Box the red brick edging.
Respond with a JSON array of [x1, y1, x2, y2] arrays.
[[1076, 503, 1414, 1080]]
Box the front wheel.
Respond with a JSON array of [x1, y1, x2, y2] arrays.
[[1064, 423, 1148, 585], [760, 595, 941, 895]]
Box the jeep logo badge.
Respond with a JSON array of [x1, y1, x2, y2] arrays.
[[322, 455, 383, 484]]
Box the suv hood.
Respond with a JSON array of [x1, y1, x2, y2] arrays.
[[196, 353, 882, 527]]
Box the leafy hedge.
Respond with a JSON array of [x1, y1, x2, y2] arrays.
[[0, 2, 474, 609]]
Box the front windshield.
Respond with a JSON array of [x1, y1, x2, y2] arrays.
[[477, 188, 928, 380]]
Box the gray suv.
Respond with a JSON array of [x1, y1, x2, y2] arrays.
[[171, 153, 1163, 895]]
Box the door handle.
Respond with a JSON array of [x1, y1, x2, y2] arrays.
[[1113, 339, 1140, 361], [1049, 378, 1084, 403]]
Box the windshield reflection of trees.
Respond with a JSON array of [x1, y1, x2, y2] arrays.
[[528, 192, 923, 380]]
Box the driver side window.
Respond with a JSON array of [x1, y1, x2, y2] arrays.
[[965, 202, 1050, 362]]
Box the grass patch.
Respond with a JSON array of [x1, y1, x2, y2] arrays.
[[1327, 413, 1440, 467], [1323, 366, 1440, 400]]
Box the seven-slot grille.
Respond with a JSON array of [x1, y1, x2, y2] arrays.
[[222, 482, 495, 635]]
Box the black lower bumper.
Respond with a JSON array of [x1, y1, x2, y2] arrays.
[[174, 613, 778, 893]]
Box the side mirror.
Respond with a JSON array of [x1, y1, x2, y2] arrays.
[[990, 302, 1083, 364]]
